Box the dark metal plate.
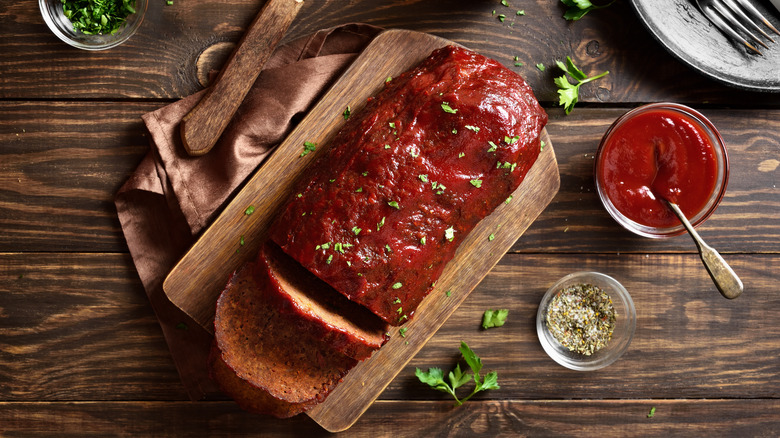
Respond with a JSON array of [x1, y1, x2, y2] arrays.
[[630, 0, 780, 93]]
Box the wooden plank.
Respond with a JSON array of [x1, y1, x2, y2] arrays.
[[0, 253, 186, 401], [1, 1, 778, 105], [1, 103, 778, 254], [0, 101, 154, 252], [2, 253, 777, 402], [0, 400, 778, 436]]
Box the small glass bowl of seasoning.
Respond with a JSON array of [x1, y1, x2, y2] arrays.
[[594, 103, 729, 238], [39, 0, 148, 51], [537, 271, 636, 371]]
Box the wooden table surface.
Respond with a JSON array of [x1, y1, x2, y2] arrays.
[[2, 0, 779, 436]]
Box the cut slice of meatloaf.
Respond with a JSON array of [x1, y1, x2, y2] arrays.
[[257, 241, 388, 361], [269, 45, 547, 325], [210, 261, 357, 418]]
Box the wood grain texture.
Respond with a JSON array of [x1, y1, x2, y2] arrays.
[[2, 0, 779, 105], [0, 399, 778, 437], [2, 253, 777, 402]]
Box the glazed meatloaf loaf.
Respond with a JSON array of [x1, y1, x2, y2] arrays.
[[211, 259, 357, 418], [270, 45, 547, 325]]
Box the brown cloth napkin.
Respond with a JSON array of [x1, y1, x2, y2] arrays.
[[114, 23, 382, 400]]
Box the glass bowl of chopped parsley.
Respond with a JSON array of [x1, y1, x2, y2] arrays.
[[39, 0, 148, 50], [536, 271, 636, 371]]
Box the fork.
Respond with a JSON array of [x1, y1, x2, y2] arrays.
[[696, 0, 780, 54]]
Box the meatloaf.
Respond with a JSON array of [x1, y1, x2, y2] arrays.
[[257, 241, 388, 361], [211, 260, 357, 418], [270, 45, 547, 325]]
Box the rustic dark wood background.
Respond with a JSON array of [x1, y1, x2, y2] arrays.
[[1, 0, 779, 436]]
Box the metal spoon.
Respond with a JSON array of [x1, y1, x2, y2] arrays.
[[665, 201, 743, 299]]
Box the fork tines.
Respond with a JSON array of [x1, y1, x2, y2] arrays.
[[700, 0, 780, 55]]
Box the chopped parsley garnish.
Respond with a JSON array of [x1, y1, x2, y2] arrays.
[[420, 236, 427, 245], [355, 187, 363, 192], [446, 290, 452, 297], [452, 129, 458, 134], [465, 125, 480, 132], [517, 10, 525, 15], [343, 106, 351, 120], [410, 147, 420, 158], [497, 13, 506, 22], [352, 226, 362, 235], [415, 341, 500, 406], [504, 135, 519, 144], [377, 216, 386, 231], [554, 56, 609, 115], [388, 201, 400, 209], [541, 140, 546, 150], [419, 174, 429, 183], [385, 244, 392, 253], [647, 406, 656, 418], [399, 327, 408, 337], [62, 0, 137, 35], [505, 195, 513, 204], [501, 0, 508, 5], [300, 141, 317, 157], [441, 103, 458, 114], [326, 254, 333, 264], [386, 76, 392, 82], [487, 141, 498, 153], [244, 205, 255, 215], [458, 152, 465, 158], [482, 309, 509, 329], [392, 282, 403, 289], [239, 235, 245, 246], [488, 233, 495, 241], [470, 179, 483, 188], [389, 122, 396, 129], [445, 226, 455, 242], [536, 63, 546, 71]]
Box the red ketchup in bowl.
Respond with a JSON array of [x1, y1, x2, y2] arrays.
[[595, 103, 728, 236]]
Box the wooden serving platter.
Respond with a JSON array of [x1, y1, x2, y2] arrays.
[[163, 29, 559, 432]]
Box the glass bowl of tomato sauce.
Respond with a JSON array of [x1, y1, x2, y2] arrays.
[[595, 103, 729, 238]]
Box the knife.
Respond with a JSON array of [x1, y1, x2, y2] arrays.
[[180, 0, 304, 156]]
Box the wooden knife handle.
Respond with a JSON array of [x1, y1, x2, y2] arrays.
[[180, 0, 303, 156]]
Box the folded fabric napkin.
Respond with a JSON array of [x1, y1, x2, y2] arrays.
[[115, 23, 382, 400]]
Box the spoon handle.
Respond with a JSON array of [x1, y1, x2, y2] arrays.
[[666, 201, 743, 299]]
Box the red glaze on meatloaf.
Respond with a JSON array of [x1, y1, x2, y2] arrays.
[[211, 261, 357, 418], [270, 45, 547, 325], [257, 241, 388, 361]]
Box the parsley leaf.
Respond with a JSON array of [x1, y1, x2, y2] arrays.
[[244, 205, 255, 215], [554, 56, 609, 114], [441, 103, 458, 114], [415, 341, 499, 406], [560, 0, 615, 21], [300, 141, 317, 157], [343, 106, 351, 120], [482, 309, 509, 329]]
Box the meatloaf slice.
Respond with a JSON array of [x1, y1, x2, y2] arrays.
[[257, 241, 388, 361], [211, 261, 357, 418], [270, 45, 547, 325]]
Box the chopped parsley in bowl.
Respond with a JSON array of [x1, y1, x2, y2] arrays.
[[39, 0, 148, 50]]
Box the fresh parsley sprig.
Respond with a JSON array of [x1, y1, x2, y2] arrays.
[[415, 341, 500, 406], [560, 0, 615, 21], [554, 56, 609, 115]]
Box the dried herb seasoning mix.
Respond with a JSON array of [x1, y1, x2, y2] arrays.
[[546, 283, 617, 356]]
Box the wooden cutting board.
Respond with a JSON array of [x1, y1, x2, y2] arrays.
[[163, 29, 559, 432]]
